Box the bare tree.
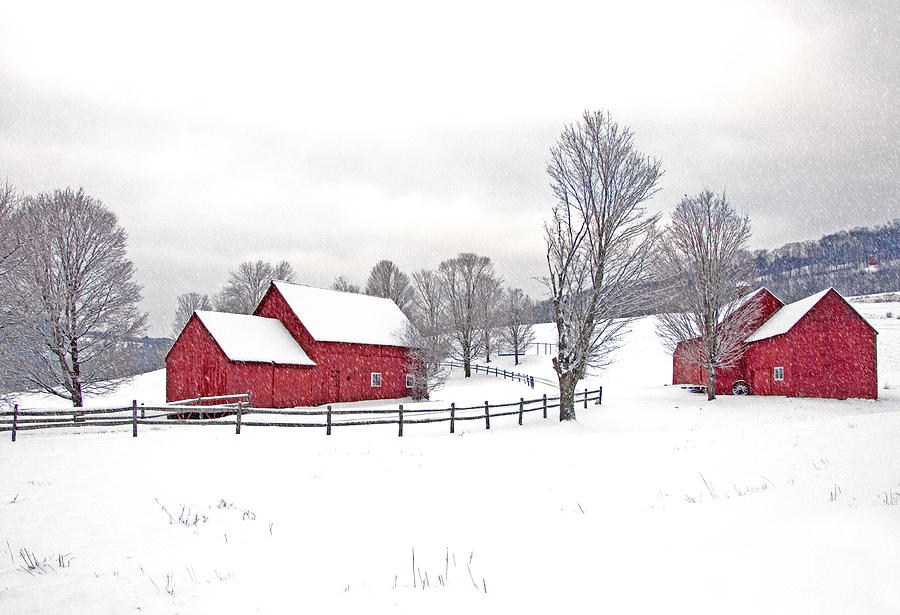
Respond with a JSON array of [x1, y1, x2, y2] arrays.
[[0, 181, 26, 398], [365, 260, 414, 313], [476, 273, 504, 363], [545, 110, 662, 420], [403, 268, 452, 397], [331, 275, 360, 293], [499, 288, 536, 365], [215, 260, 296, 314], [439, 252, 495, 377], [1, 188, 147, 406], [170, 292, 212, 338], [655, 189, 758, 400]]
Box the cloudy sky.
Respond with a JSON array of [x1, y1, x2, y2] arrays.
[[1, 0, 897, 336]]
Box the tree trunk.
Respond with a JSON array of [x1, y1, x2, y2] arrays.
[[558, 372, 577, 421], [463, 354, 471, 378], [706, 367, 716, 401], [514, 350, 519, 366], [71, 339, 84, 407]]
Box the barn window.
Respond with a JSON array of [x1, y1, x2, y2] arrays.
[[773, 366, 784, 381], [370, 372, 382, 387], [406, 374, 415, 388]]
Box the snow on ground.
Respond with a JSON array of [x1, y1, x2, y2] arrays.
[[2, 303, 900, 614]]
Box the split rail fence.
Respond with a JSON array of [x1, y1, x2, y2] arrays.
[[439, 361, 558, 388], [1, 388, 602, 442]]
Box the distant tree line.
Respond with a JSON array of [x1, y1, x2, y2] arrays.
[[750, 219, 900, 302]]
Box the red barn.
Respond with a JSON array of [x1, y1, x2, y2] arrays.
[[672, 288, 878, 399], [166, 281, 417, 407]]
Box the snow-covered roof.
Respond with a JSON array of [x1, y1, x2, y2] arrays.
[[745, 288, 832, 343], [195, 311, 316, 365], [271, 281, 411, 347]]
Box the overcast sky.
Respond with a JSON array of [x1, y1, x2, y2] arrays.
[[1, 0, 898, 336]]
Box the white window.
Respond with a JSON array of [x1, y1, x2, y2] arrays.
[[370, 372, 382, 388], [406, 374, 415, 388], [773, 366, 784, 381]]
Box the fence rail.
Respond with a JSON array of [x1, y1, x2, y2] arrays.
[[440, 361, 555, 388], [1, 388, 602, 441]]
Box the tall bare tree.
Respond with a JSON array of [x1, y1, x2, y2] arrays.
[[438, 253, 497, 377], [545, 110, 662, 420], [404, 268, 452, 397], [655, 189, 758, 400], [365, 260, 414, 314], [331, 275, 360, 293], [170, 291, 212, 338], [1, 188, 147, 406], [215, 260, 296, 314], [499, 288, 536, 365], [476, 272, 503, 363]]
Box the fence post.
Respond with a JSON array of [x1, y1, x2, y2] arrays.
[[140, 405, 145, 419], [11, 404, 18, 442], [584, 389, 588, 409], [132, 400, 138, 438], [518, 398, 524, 426], [398, 404, 404, 438], [484, 401, 490, 430], [236, 401, 242, 435], [326, 405, 332, 435], [596, 386, 603, 405], [530, 376, 534, 389], [450, 403, 456, 434], [247, 390, 252, 408], [542, 394, 547, 419]]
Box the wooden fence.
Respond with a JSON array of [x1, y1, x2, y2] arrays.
[[0, 388, 602, 441], [439, 361, 556, 388]]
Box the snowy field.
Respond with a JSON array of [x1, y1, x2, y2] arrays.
[[2, 304, 900, 613]]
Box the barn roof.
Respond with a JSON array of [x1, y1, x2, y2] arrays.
[[195, 311, 316, 365], [271, 281, 411, 347], [744, 288, 832, 343]]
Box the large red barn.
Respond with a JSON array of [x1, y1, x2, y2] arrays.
[[166, 281, 417, 407], [672, 288, 878, 399]]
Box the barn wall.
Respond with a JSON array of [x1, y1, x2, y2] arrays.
[[224, 362, 316, 408], [672, 341, 703, 385], [165, 316, 230, 402], [255, 285, 414, 405], [745, 290, 877, 399]]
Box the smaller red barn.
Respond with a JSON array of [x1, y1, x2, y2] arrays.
[[166, 282, 417, 407], [672, 288, 878, 399]]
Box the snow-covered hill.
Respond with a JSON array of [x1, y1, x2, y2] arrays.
[[2, 302, 900, 614]]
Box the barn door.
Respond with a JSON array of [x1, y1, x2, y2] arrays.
[[329, 369, 341, 403]]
